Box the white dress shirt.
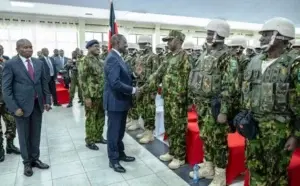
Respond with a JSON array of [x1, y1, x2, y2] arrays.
[[19, 55, 33, 70], [112, 48, 136, 94]]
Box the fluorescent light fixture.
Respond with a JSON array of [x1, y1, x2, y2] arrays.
[[11, 1, 35, 8]]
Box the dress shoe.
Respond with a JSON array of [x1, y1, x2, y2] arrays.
[[67, 103, 73, 108], [109, 162, 126, 173], [119, 155, 135, 162], [6, 140, 21, 154], [78, 100, 82, 103], [86, 143, 99, 150], [0, 148, 5, 162], [95, 138, 107, 144], [24, 164, 33, 177], [31, 160, 50, 169], [53, 103, 62, 106]]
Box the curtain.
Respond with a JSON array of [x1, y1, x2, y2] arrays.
[[0, 19, 78, 58]]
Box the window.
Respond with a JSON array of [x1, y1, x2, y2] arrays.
[[94, 33, 102, 42], [0, 29, 9, 40], [128, 34, 137, 43], [192, 37, 206, 45], [191, 38, 198, 45], [102, 33, 108, 42], [85, 32, 94, 41], [85, 32, 106, 43], [57, 31, 77, 42], [36, 30, 56, 41]]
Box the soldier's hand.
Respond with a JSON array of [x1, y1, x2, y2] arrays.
[[85, 98, 92, 108], [217, 113, 227, 124], [284, 136, 298, 151], [44, 104, 51, 111], [15, 108, 24, 117]]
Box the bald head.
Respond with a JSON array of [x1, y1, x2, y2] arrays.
[[16, 39, 33, 58], [41, 48, 49, 57], [111, 34, 128, 54]]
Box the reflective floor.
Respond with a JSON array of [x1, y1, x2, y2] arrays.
[[0, 98, 244, 186]]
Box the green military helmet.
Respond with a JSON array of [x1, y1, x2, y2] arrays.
[[227, 36, 248, 54], [156, 43, 166, 49], [156, 44, 166, 55], [128, 43, 139, 50], [246, 40, 262, 56], [183, 42, 194, 55], [162, 30, 185, 42], [206, 19, 230, 38], [193, 45, 202, 51]]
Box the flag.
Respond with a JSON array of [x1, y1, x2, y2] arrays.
[[108, 0, 118, 50]]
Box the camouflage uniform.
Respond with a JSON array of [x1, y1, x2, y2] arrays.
[[99, 51, 108, 61], [66, 58, 83, 106], [78, 54, 105, 146], [143, 30, 190, 169], [288, 40, 300, 58], [188, 19, 232, 186], [133, 44, 159, 143], [0, 57, 20, 162], [183, 42, 197, 68], [241, 17, 300, 186]]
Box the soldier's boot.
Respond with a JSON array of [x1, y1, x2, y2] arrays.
[[126, 119, 136, 128], [189, 161, 215, 179], [6, 139, 20, 154], [0, 143, 5, 162], [127, 120, 141, 131], [67, 101, 73, 108], [86, 143, 99, 151], [139, 130, 154, 144], [168, 158, 185, 169], [159, 152, 173, 162], [136, 131, 145, 139], [208, 167, 226, 186]]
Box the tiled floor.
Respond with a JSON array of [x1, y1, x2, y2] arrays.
[[0, 99, 244, 186]]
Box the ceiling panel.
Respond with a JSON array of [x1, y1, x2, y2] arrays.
[[15, 0, 300, 25]]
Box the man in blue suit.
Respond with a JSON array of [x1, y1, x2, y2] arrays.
[[2, 39, 52, 177], [104, 34, 140, 173]]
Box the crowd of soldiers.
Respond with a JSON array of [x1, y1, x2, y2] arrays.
[[119, 17, 300, 186]]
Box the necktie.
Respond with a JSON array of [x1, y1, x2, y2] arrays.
[[26, 59, 34, 80], [47, 58, 54, 76]]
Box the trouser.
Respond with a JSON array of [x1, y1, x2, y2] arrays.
[[15, 100, 42, 164], [137, 94, 155, 131], [69, 74, 82, 102], [85, 98, 105, 144], [128, 96, 139, 120], [246, 119, 292, 186], [164, 96, 187, 161], [48, 77, 58, 104], [196, 101, 229, 169], [0, 104, 16, 146], [107, 111, 127, 163]]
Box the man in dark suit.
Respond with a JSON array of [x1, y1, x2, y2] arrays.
[[2, 39, 52, 177], [104, 34, 141, 173], [40, 48, 61, 106], [0, 45, 10, 61]]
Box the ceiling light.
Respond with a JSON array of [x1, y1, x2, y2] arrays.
[[11, 1, 35, 8]]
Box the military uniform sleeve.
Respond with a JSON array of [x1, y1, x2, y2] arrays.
[[220, 54, 238, 115], [79, 58, 92, 99], [144, 60, 168, 92], [290, 59, 300, 138], [178, 53, 191, 97]]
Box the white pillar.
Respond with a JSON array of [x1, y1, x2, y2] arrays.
[[153, 24, 161, 52], [78, 19, 85, 49]]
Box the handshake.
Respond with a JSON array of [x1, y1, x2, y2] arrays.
[[133, 86, 145, 97]]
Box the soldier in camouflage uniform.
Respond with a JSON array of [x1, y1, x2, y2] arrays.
[[155, 44, 166, 66], [183, 42, 197, 68], [188, 19, 234, 186], [66, 51, 83, 107], [238, 17, 300, 186], [78, 40, 107, 150], [129, 36, 159, 144], [124, 43, 140, 129], [0, 56, 21, 162], [141, 30, 190, 169], [289, 40, 300, 58], [193, 45, 202, 60], [99, 41, 108, 61], [245, 41, 262, 61]]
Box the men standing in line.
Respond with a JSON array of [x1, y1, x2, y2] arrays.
[[56, 49, 68, 71], [0, 53, 20, 162], [183, 42, 196, 68], [141, 30, 190, 169], [2, 39, 51, 177], [237, 17, 300, 186], [104, 34, 137, 173], [155, 44, 165, 66], [40, 48, 61, 106], [289, 40, 300, 58], [188, 19, 233, 186], [66, 51, 83, 107], [131, 36, 158, 144], [193, 45, 202, 60], [245, 41, 261, 61], [124, 43, 140, 129], [100, 41, 108, 60], [78, 40, 107, 151]]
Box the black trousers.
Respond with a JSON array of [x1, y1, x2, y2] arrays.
[[107, 111, 128, 164], [15, 100, 42, 165], [49, 77, 58, 104]]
